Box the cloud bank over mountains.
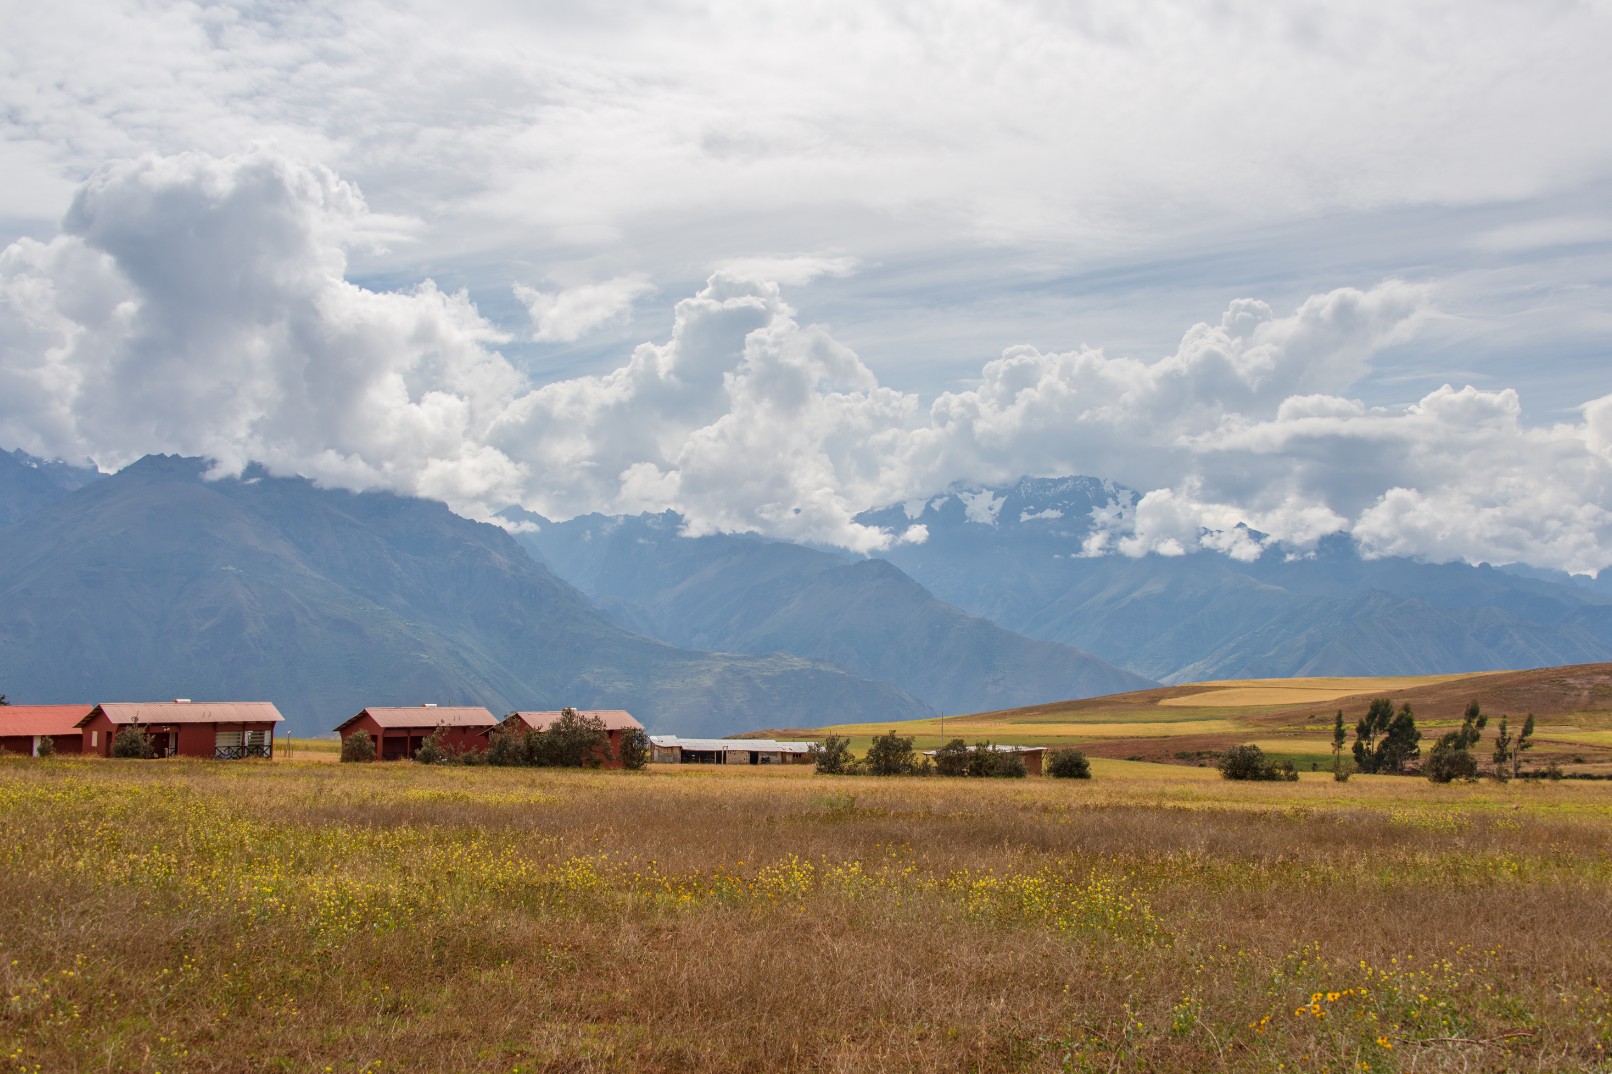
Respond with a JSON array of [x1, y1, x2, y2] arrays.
[[2, 151, 1610, 573]]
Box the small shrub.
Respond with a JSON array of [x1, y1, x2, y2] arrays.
[[1331, 755, 1355, 782], [1425, 744, 1481, 784], [1047, 748, 1092, 779], [413, 727, 450, 765], [990, 752, 1027, 778], [111, 723, 154, 759], [35, 735, 55, 758], [809, 735, 854, 775], [618, 727, 651, 771], [340, 730, 376, 763]]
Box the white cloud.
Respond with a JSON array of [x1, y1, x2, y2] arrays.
[[515, 275, 653, 342], [3, 149, 1611, 574]]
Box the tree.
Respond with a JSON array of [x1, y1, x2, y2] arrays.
[[933, 738, 971, 777], [1426, 700, 1486, 783], [111, 721, 154, 759], [1490, 715, 1514, 780], [535, 708, 609, 767], [340, 729, 376, 763], [864, 731, 918, 776], [1513, 714, 1536, 780], [808, 735, 853, 775], [1331, 710, 1352, 782], [1377, 704, 1422, 774], [35, 735, 55, 758], [618, 727, 651, 771], [1047, 747, 1092, 779], [1353, 698, 1395, 773], [0, 693, 8, 705]]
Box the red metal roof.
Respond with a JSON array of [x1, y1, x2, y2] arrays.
[[339, 706, 498, 731], [78, 702, 285, 727], [0, 705, 94, 737], [505, 709, 643, 732]]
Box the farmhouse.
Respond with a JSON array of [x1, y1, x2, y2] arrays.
[[77, 701, 284, 759], [649, 735, 816, 765], [495, 709, 644, 769], [336, 705, 497, 760], [0, 705, 93, 756]]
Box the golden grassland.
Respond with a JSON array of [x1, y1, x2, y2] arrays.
[[3, 756, 1611, 1072], [794, 666, 1612, 773]]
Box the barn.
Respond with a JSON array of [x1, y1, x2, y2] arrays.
[[497, 709, 644, 769], [648, 735, 816, 765], [77, 701, 284, 759], [336, 705, 497, 760], [0, 705, 93, 756]]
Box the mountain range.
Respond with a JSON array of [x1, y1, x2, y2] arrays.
[[0, 455, 931, 736], [4, 452, 1609, 737]]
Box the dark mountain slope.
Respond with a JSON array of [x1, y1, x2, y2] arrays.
[[0, 457, 926, 736], [521, 512, 1154, 714]]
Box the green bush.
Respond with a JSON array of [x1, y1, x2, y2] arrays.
[[35, 735, 55, 758], [864, 731, 918, 776], [484, 726, 526, 766], [933, 738, 971, 777], [618, 727, 651, 771], [1217, 744, 1295, 782], [808, 735, 854, 775], [1046, 747, 1092, 779], [534, 708, 609, 768], [111, 723, 154, 759], [340, 730, 376, 763]]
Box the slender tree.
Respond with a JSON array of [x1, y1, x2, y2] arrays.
[[1491, 715, 1515, 780], [1377, 703, 1422, 774], [1331, 710, 1350, 781], [1513, 714, 1536, 780]]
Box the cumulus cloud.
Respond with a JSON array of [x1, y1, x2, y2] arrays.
[[515, 275, 653, 342], [3, 150, 1611, 573]]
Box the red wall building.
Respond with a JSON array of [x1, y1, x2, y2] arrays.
[[335, 706, 497, 760], [76, 701, 284, 758], [0, 705, 93, 756], [496, 709, 644, 769]]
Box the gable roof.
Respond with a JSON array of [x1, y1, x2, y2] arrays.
[[79, 702, 285, 727], [503, 709, 642, 732], [337, 706, 498, 732], [649, 735, 815, 754], [0, 705, 94, 737]]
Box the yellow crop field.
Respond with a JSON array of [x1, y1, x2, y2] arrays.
[[1153, 673, 1497, 708], [3, 755, 1610, 1072]]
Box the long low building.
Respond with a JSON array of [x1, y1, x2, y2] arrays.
[[495, 709, 643, 769], [0, 705, 93, 756], [649, 735, 816, 765]]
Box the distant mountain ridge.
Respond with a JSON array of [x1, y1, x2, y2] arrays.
[[0, 454, 928, 736], [859, 476, 1612, 682], [0, 449, 103, 529], [518, 511, 1154, 715]]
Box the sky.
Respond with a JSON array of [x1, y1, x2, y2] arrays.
[[1, 0, 1610, 572]]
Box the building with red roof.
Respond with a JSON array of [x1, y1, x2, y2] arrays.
[[77, 701, 284, 759], [334, 705, 497, 760], [0, 705, 93, 756]]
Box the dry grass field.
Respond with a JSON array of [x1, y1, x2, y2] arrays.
[[3, 755, 1611, 1072], [782, 664, 1612, 775]]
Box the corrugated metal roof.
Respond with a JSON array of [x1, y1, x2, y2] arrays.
[[650, 735, 815, 754], [341, 706, 497, 731], [0, 705, 94, 736], [82, 701, 285, 727], [506, 709, 643, 732], [922, 744, 1047, 756]]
